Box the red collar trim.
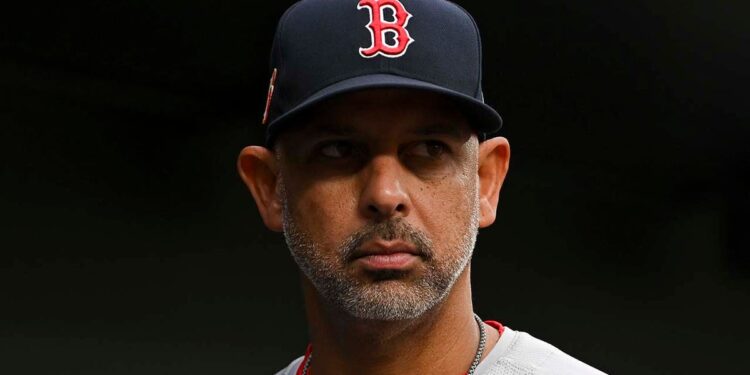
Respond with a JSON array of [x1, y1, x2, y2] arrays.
[[294, 344, 313, 375], [484, 320, 505, 335], [297, 320, 504, 375]]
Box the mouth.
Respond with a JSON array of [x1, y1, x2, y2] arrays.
[[351, 239, 423, 271]]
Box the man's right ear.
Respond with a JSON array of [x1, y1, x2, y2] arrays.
[[237, 146, 284, 232]]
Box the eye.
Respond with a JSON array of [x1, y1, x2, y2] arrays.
[[319, 141, 353, 158], [409, 141, 449, 158]]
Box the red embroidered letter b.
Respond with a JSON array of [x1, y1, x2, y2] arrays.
[[358, 0, 414, 58]]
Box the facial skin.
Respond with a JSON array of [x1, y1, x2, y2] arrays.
[[279, 91, 480, 320], [239, 88, 510, 323]]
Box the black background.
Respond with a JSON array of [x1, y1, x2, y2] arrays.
[[2, 0, 749, 373]]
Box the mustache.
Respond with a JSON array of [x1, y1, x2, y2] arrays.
[[340, 219, 433, 262]]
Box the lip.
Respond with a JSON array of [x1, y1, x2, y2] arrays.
[[351, 240, 421, 271]]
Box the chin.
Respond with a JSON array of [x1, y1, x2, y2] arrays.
[[332, 279, 450, 321]]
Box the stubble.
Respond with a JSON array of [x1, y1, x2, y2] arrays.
[[281, 182, 479, 321]]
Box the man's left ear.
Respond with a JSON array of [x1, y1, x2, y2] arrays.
[[477, 136, 510, 228]]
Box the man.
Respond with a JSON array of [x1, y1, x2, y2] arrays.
[[238, 0, 605, 373]]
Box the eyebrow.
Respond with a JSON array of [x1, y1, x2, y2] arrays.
[[306, 122, 355, 136], [411, 123, 467, 139], [300, 121, 467, 140]]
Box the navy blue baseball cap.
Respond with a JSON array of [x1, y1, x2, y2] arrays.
[[261, 0, 503, 145]]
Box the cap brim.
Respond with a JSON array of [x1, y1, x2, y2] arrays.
[[266, 73, 502, 145]]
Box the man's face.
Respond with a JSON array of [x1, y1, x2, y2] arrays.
[[276, 89, 481, 321]]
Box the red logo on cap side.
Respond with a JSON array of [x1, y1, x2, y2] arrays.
[[262, 68, 278, 125], [358, 0, 414, 58]]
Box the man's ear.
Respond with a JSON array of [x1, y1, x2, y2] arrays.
[[477, 136, 510, 228], [237, 146, 284, 232]]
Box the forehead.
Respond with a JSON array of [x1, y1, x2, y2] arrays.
[[284, 88, 472, 141]]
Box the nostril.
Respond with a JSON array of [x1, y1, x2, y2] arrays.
[[367, 203, 405, 216]]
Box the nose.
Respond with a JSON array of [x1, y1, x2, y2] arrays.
[[358, 155, 411, 221]]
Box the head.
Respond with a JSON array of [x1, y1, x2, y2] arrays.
[[239, 0, 508, 321], [238, 88, 509, 320]]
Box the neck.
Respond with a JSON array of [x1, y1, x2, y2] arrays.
[[301, 267, 497, 375]]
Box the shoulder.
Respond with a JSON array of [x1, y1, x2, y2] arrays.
[[273, 356, 304, 375], [477, 327, 606, 375]]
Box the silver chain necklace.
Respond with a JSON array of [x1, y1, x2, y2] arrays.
[[301, 314, 487, 375]]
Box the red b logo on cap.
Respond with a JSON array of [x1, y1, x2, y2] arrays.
[[358, 0, 414, 58]]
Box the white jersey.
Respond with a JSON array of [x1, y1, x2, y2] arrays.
[[274, 326, 605, 374], [471, 327, 605, 374]]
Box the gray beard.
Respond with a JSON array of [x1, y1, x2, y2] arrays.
[[281, 193, 479, 321]]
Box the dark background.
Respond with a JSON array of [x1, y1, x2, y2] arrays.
[[2, 0, 748, 373]]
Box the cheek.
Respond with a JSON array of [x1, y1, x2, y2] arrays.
[[412, 169, 478, 247], [284, 177, 359, 251]]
